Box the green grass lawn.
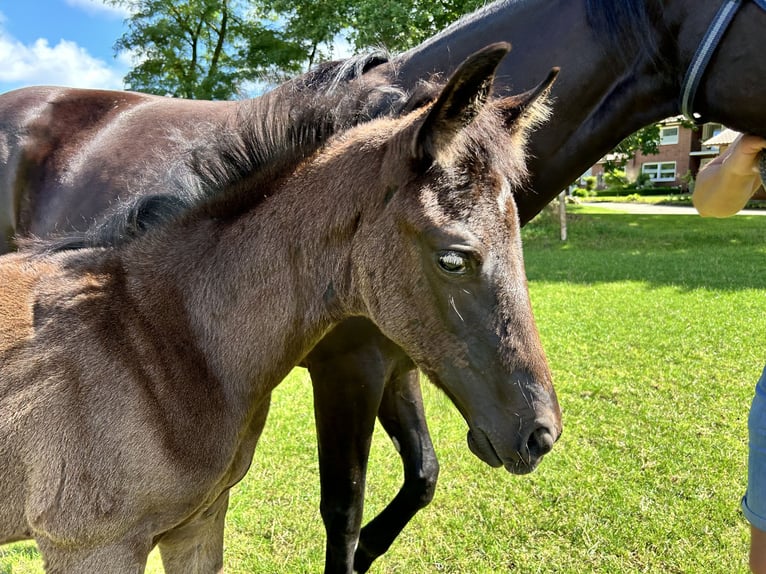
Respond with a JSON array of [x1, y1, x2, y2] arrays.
[[2, 206, 764, 573], [585, 193, 766, 210]]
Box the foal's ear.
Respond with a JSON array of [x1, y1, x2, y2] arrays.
[[413, 42, 511, 166], [498, 67, 559, 129]]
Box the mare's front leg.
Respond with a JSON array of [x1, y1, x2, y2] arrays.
[[353, 370, 439, 574], [304, 318, 414, 574], [306, 318, 439, 574], [306, 334, 385, 573]]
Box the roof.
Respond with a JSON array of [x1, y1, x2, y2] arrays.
[[703, 128, 741, 146], [595, 152, 628, 164], [660, 115, 686, 125]]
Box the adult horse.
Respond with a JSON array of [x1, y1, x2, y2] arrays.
[[2, 0, 766, 572], [0, 45, 561, 573]]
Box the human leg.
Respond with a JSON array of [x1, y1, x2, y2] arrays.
[[743, 366, 766, 573]]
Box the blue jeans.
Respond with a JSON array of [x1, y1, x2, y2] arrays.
[[744, 365, 766, 531]]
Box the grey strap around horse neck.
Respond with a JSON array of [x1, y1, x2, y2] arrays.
[[681, 0, 766, 182], [680, 0, 745, 121]]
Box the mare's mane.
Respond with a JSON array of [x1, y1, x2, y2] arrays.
[[584, 0, 662, 62], [36, 52, 434, 253], [410, 0, 661, 67]]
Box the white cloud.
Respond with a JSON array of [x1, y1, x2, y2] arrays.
[[0, 34, 126, 90], [64, 0, 132, 18]]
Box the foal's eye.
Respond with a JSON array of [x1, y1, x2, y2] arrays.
[[437, 250, 471, 275]]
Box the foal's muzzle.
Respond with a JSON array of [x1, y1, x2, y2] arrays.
[[467, 418, 560, 475]]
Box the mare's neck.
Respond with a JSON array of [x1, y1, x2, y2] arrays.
[[382, 0, 722, 223]]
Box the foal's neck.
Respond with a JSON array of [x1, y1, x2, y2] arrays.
[[125, 123, 391, 402]]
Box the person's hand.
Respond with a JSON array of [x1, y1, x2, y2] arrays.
[[721, 134, 766, 178], [693, 133, 766, 217]]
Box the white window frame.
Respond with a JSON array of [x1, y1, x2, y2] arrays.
[[702, 123, 723, 141], [642, 161, 677, 182], [659, 126, 679, 145]]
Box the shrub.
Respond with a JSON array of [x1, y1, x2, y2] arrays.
[[633, 172, 653, 189], [604, 169, 628, 189], [572, 187, 594, 198], [602, 185, 684, 197]]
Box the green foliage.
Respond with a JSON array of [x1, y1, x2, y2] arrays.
[[632, 171, 654, 190], [604, 168, 628, 189], [108, 0, 488, 99], [603, 118, 697, 175], [109, 0, 306, 99], [602, 124, 660, 174], [602, 171, 681, 198], [346, 0, 486, 52], [596, 188, 686, 202], [265, 0, 488, 65], [571, 176, 598, 198], [572, 187, 595, 198], [265, 0, 350, 69]]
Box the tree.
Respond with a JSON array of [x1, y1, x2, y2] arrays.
[[109, 0, 305, 99], [264, 0, 487, 69], [264, 0, 351, 70], [347, 0, 486, 52], [109, 0, 488, 99], [602, 124, 661, 174]]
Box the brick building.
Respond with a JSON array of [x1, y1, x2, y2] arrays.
[[589, 118, 725, 191]]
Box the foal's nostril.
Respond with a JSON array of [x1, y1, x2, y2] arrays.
[[527, 426, 556, 458]]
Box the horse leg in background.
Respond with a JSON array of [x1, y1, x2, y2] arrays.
[[157, 492, 229, 574], [304, 318, 435, 574], [310, 359, 384, 574], [354, 369, 438, 574]]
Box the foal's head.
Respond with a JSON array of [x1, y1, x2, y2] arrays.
[[350, 43, 561, 474]]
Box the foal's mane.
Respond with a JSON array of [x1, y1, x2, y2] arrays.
[[36, 52, 434, 253]]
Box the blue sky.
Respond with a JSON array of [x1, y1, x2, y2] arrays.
[[0, 0, 131, 93], [0, 0, 356, 96]]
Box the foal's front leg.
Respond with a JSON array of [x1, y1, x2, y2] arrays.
[[157, 491, 229, 574], [36, 535, 153, 574], [158, 399, 270, 574]]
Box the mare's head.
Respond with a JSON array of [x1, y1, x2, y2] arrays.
[[349, 44, 561, 474]]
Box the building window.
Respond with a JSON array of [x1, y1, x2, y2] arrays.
[[642, 161, 677, 182], [660, 126, 679, 145], [702, 123, 723, 141]]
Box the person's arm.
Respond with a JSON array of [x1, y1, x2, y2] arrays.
[[692, 134, 766, 217]]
